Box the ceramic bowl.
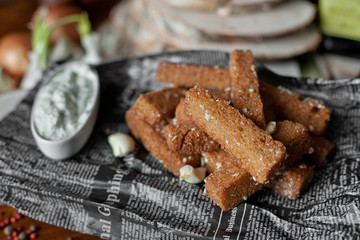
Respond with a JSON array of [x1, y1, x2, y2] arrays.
[[30, 62, 100, 160]]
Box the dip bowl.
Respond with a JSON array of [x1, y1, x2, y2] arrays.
[[30, 62, 100, 160]]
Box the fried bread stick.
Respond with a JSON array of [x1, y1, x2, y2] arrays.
[[260, 82, 331, 136], [306, 136, 334, 168], [126, 107, 199, 176], [174, 98, 193, 125], [157, 62, 230, 90], [133, 87, 186, 126], [272, 120, 312, 168], [214, 90, 275, 122], [173, 99, 222, 155], [204, 119, 312, 173], [164, 124, 220, 155], [204, 150, 313, 201], [185, 86, 286, 184], [205, 167, 263, 211], [229, 50, 266, 128], [267, 163, 314, 200]]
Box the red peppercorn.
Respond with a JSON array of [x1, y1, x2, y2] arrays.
[[30, 233, 37, 239], [26, 230, 32, 234], [12, 230, 18, 237], [10, 217, 16, 223], [5, 236, 11, 240], [3, 218, 9, 225], [16, 226, 22, 232], [15, 212, 22, 220], [13, 236, 19, 240], [0, 221, 4, 228]]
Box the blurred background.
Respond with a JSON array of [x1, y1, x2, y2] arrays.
[[0, 0, 359, 94], [0, 0, 359, 238]]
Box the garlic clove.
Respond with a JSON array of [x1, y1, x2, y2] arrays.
[[265, 121, 277, 134], [179, 165, 206, 184], [108, 133, 135, 157]]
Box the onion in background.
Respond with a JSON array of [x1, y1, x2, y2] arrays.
[[0, 32, 32, 84], [0, 68, 17, 93], [0, 0, 106, 93]]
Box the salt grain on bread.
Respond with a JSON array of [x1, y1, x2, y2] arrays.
[[185, 86, 287, 184], [126, 107, 199, 176]]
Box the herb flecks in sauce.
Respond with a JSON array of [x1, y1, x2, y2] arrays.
[[33, 64, 96, 141]]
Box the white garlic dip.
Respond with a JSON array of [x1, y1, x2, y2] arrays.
[[33, 63, 97, 141]]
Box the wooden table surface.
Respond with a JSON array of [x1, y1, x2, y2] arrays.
[[0, 205, 101, 240]]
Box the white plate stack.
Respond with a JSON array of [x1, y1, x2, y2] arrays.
[[110, 0, 321, 60]]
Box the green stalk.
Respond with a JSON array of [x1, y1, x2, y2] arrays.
[[32, 11, 92, 70], [53, 14, 80, 29], [77, 12, 92, 38], [32, 18, 52, 70]]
